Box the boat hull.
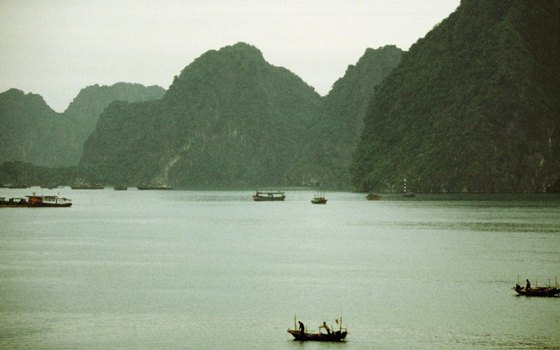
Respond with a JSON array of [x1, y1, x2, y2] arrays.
[[514, 286, 559, 297], [311, 197, 327, 204], [288, 329, 347, 342], [252, 191, 285, 201]]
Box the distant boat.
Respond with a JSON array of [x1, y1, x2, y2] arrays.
[[288, 317, 347, 342], [26, 194, 72, 207], [311, 186, 327, 204], [137, 184, 172, 190], [311, 196, 327, 204], [253, 190, 285, 201], [1, 195, 71, 208], [0, 197, 29, 207], [114, 185, 128, 191], [367, 192, 382, 200]]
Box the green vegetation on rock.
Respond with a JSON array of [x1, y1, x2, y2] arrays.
[[352, 0, 560, 193]]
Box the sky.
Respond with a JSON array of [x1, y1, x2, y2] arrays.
[[0, 0, 460, 112]]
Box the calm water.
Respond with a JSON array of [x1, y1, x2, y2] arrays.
[[1, 188, 559, 349]]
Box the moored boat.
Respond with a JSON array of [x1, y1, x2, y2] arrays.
[[114, 185, 128, 191], [311, 196, 327, 204], [27, 195, 72, 207], [367, 192, 381, 200], [0, 197, 28, 207], [253, 190, 285, 201]]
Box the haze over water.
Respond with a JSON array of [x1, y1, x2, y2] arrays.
[[1, 189, 559, 349]]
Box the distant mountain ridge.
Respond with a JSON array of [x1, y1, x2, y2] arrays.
[[0, 83, 165, 166], [352, 0, 560, 193], [81, 43, 322, 187]]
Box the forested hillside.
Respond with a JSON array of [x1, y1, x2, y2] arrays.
[[64, 83, 165, 159], [352, 0, 560, 193], [0, 89, 76, 166], [0, 83, 165, 166], [293, 45, 403, 188], [81, 43, 322, 187]]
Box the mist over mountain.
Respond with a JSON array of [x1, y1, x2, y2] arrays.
[[352, 0, 560, 193], [81, 43, 322, 187], [0, 83, 165, 167]]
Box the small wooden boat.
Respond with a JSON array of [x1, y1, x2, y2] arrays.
[[367, 192, 381, 200], [311, 196, 327, 204], [288, 317, 347, 342], [514, 284, 559, 297], [253, 190, 285, 201], [287, 329, 347, 342]]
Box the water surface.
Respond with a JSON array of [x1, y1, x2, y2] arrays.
[[1, 189, 559, 349]]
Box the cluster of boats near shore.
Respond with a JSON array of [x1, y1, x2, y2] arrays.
[[0, 194, 72, 207]]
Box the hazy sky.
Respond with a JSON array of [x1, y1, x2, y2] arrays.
[[0, 0, 460, 112]]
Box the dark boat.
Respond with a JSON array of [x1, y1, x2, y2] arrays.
[[288, 317, 348, 342], [114, 185, 128, 191], [2, 195, 71, 208], [253, 190, 285, 201], [311, 186, 327, 204], [367, 192, 381, 200], [0, 197, 28, 207], [287, 329, 347, 342], [514, 284, 559, 297], [311, 196, 327, 204]]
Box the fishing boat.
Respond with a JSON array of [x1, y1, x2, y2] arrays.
[[288, 317, 347, 342], [311, 196, 327, 204], [252, 190, 285, 201], [367, 192, 381, 200], [311, 186, 327, 204], [26, 194, 72, 207], [114, 185, 128, 191], [514, 284, 559, 297]]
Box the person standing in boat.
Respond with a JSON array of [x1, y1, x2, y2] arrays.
[[298, 321, 305, 334], [319, 321, 331, 334], [526, 279, 531, 289]]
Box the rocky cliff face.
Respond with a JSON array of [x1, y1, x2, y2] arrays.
[[352, 0, 560, 193]]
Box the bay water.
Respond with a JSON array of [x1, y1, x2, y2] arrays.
[[1, 188, 559, 349]]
